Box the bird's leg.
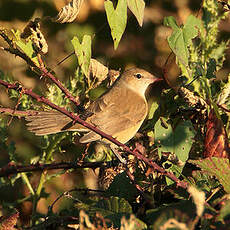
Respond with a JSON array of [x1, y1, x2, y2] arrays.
[[98, 142, 127, 164], [109, 144, 127, 164], [92, 141, 127, 164]]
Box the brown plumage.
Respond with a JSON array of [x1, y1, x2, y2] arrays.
[[26, 68, 161, 145]]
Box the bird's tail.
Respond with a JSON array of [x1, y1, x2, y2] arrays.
[[25, 111, 87, 136]]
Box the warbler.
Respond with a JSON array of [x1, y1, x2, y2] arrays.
[[26, 68, 161, 162]]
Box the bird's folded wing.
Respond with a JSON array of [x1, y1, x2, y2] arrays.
[[80, 92, 147, 143]]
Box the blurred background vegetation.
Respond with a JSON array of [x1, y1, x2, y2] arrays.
[[0, 0, 230, 224]]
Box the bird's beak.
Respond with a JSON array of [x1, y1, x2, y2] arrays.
[[152, 77, 164, 84]]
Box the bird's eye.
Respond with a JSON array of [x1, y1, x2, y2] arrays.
[[135, 73, 142, 79]]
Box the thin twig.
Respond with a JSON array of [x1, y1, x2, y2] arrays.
[[0, 108, 39, 117]]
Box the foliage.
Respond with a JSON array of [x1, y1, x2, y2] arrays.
[[71, 35, 92, 79], [0, 0, 230, 229]]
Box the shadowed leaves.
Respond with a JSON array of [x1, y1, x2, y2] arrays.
[[189, 157, 230, 193]]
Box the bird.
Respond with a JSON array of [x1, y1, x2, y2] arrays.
[[26, 68, 161, 162]]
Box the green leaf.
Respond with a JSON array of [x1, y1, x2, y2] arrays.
[[210, 41, 228, 66], [155, 120, 195, 185], [76, 196, 133, 228], [191, 170, 220, 193], [155, 120, 195, 162], [127, 0, 145, 26], [145, 200, 196, 229], [164, 16, 179, 31], [206, 58, 216, 79], [107, 172, 139, 202], [8, 141, 16, 162], [164, 15, 202, 67], [71, 35, 92, 78], [216, 200, 230, 222], [189, 157, 230, 193], [164, 162, 184, 186], [96, 196, 132, 214], [104, 0, 127, 50], [148, 101, 159, 120], [12, 29, 39, 66], [84, 143, 110, 162]]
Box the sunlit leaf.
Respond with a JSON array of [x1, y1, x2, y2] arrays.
[[127, 0, 145, 26], [187, 186, 205, 217], [89, 58, 109, 87], [71, 35, 91, 78], [121, 214, 147, 230], [104, 0, 127, 49], [12, 30, 39, 66], [164, 15, 202, 67], [216, 200, 230, 222]]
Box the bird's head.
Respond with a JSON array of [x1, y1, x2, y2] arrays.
[[120, 68, 162, 96]]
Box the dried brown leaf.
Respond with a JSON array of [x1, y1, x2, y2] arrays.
[[89, 59, 121, 88], [107, 69, 120, 86], [203, 109, 230, 158], [21, 18, 48, 54], [89, 58, 108, 84], [163, 52, 180, 89], [178, 87, 207, 110], [54, 0, 84, 23], [0, 211, 19, 230]]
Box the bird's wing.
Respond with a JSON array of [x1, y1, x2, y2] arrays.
[[80, 87, 147, 143]]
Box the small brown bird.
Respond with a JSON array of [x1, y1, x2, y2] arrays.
[[26, 68, 161, 162]]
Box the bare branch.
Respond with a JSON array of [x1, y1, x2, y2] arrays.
[[0, 161, 113, 178], [0, 108, 39, 117]]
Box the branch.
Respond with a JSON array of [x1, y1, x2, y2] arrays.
[[0, 29, 38, 69], [0, 108, 39, 117], [0, 161, 113, 178], [0, 79, 188, 189], [0, 29, 85, 114]]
